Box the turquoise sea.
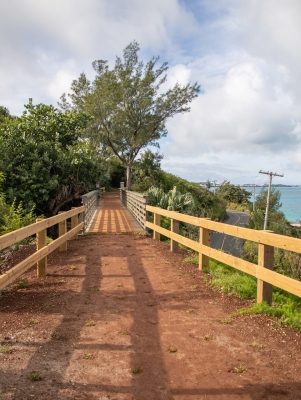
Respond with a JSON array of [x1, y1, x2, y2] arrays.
[[242, 186, 301, 223]]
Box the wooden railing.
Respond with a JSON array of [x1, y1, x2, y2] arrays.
[[81, 190, 100, 231], [0, 206, 84, 291], [146, 205, 301, 304], [120, 189, 148, 229]]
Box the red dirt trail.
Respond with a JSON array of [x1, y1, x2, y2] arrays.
[[0, 193, 301, 399]]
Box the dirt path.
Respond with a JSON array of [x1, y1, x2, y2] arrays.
[[1, 233, 301, 399]]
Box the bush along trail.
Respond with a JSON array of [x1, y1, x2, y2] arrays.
[[0, 234, 301, 399]]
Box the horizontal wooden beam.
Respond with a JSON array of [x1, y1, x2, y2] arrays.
[[146, 206, 301, 253], [0, 206, 84, 251], [0, 222, 84, 291], [145, 221, 301, 298]]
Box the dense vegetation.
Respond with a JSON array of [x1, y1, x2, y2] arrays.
[[0, 101, 106, 218]]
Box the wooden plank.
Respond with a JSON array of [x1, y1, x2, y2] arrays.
[[146, 220, 301, 299], [0, 206, 85, 251], [146, 205, 301, 253], [255, 266, 301, 298], [170, 217, 179, 253], [199, 221, 210, 270], [147, 206, 201, 226], [0, 222, 84, 291], [71, 207, 79, 240], [36, 218, 47, 277], [257, 233, 274, 304], [146, 221, 257, 275], [58, 212, 67, 252], [153, 213, 161, 241]]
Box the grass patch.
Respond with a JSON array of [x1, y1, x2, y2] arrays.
[[51, 331, 63, 340], [16, 278, 30, 289], [29, 372, 43, 381], [83, 353, 94, 359], [232, 365, 246, 373], [0, 345, 13, 354], [251, 341, 266, 350], [221, 318, 232, 324], [185, 254, 301, 332], [132, 365, 143, 374], [29, 318, 40, 324], [231, 298, 301, 331], [85, 320, 96, 327]]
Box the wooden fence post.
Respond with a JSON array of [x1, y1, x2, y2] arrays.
[[58, 211, 67, 252], [36, 218, 47, 277], [153, 212, 161, 241], [257, 231, 274, 304], [71, 207, 78, 240], [199, 219, 211, 270], [170, 215, 179, 253]]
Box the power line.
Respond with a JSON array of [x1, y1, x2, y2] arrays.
[[259, 170, 284, 230]]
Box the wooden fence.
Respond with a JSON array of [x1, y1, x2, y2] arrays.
[[146, 205, 301, 304], [0, 206, 84, 291], [120, 188, 148, 229]]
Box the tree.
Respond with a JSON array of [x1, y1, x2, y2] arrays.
[[247, 187, 288, 231], [0, 100, 105, 216], [205, 180, 211, 190], [62, 41, 200, 189], [131, 150, 163, 191], [216, 181, 251, 205], [0, 106, 13, 125]]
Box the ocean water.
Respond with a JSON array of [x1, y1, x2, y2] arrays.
[[242, 186, 301, 223]]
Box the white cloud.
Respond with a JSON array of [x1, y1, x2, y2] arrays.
[[0, 0, 198, 114], [1, 0, 301, 183]]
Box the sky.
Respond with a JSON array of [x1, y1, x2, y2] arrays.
[[1, 0, 301, 185]]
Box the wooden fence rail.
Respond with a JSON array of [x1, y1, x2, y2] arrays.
[[0, 206, 84, 291], [146, 205, 301, 304]]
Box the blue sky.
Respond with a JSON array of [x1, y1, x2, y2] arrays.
[[1, 0, 301, 185]]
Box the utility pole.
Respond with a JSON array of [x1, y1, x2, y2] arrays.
[[259, 170, 284, 230], [253, 184, 255, 212]]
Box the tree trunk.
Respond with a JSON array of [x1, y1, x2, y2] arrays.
[[126, 165, 132, 190]]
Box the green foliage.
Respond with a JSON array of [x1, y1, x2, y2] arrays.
[[63, 41, 200, 188], [147, 186, 195, 214], [0, 199, 35, 235], [29, 372, 43, 381], [131, 150, 163, 192], [232, 293, 301, 331], [216, 181, 251, 205], [204, 259, 257, 299], [157, 171, 227, 221], [185, 254, 301, 331], [0, 100, 105, 216], [0, 106, 12, 125], [247, 187, 288, 232], [0, 172, 36, 235]]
